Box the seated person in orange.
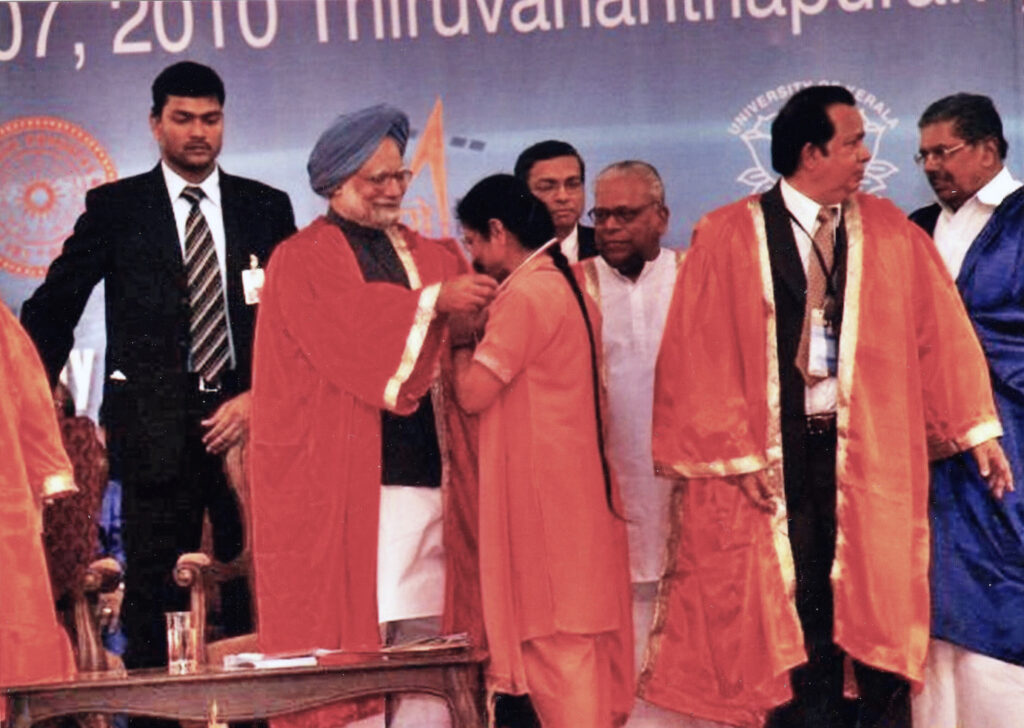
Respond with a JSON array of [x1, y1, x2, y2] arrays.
[[451, 174, 634, 728], [0, 303, 76, 721]]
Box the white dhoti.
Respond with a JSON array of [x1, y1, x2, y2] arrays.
[[912, 638, 1024, 728], [362, 485, 449, 728]]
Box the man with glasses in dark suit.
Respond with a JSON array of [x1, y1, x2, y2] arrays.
[[515, 139, 597, 263]]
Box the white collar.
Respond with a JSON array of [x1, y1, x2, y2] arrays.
[[161, 162, 221, 208], [973, 166, 1022, 208], [780, 177, 840, 233], [600, 247, 667, 284]]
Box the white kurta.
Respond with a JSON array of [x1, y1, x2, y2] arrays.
[[596, 249, 678, 585], [594, 249, 733, 727]]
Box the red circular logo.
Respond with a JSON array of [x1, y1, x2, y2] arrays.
[[0, 117, 117, 278]]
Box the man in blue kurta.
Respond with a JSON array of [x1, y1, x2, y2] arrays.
[[910, 92, 1024, 727]]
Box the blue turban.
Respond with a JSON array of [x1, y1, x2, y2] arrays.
[[307, 104, 410, 197]]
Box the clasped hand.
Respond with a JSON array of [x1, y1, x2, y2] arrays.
[[437, 274, 497, 315]]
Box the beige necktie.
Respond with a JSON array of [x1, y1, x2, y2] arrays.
[[795, 206, 836, 386]]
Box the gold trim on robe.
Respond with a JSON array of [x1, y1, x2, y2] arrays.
[[637, 479, 686, 695], [927, 419, 1004, 460], [381, 228, 439, 411], [830, 197, 862, 593], [387, 228, 423, 289], [655, 449, 781, 479], [748, 198, 797, 605], [40, 471, 77, 501], [580, 258, 601, 306], [955, 420, 1004, 452]]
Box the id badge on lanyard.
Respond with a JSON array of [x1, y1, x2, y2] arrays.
[[808, 308, 838, 377]]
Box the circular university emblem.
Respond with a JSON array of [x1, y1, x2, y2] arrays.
[[0, 116, 117, 278], [729, 81, 899, 197]]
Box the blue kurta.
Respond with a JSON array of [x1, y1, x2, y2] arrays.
[[915, 187, 1024, 665]]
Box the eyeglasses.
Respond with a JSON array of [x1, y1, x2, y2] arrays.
[[360, 168, 413, 188], [914, 142, 968, 166], [587, 201, 660, 224]]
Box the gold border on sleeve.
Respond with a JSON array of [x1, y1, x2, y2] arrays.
[[955, 419, 1004, 452], [382, 228, 437, 411], [41, 471, 77, 500], [383, 282, 440, 411]]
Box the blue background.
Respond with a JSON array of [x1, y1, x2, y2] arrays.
[[2, 0, 1021, 414]]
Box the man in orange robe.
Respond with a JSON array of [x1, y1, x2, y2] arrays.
[[645, 86, 1012, 728], [451, 174, 634, 728], [249, 105, 495, 728], [0, 303, 77, 722]]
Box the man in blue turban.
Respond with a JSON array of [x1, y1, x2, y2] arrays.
[[307, 103, 410, 199], [249, 104, 496, 728]]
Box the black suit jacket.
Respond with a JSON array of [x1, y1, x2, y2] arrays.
[[761, 183, 847, 508], [909, 203, 941, 237], [577, 223, 598, 260], [761, 182, 848, 421], [22, 164, 296, 481]]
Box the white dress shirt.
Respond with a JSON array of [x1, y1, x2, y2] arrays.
[[933, 166, 1022, 279], [597, 248, 679, 583], [780, 178, 839, 416], [161, 162, 235, 370], [559, 224, 581, 264]]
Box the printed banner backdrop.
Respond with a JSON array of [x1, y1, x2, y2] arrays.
[[2, 0, 1022, 415]]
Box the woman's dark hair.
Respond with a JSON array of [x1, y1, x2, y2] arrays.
[[456, 174, 618, 516], [455, 174, 555, 249]]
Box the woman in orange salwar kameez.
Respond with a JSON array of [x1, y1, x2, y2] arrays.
[[451, 175, 634, 728]]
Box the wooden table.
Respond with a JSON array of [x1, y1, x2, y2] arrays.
[[3, 649, 487, 728]]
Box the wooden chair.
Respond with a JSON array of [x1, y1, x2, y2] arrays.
[[43, 400, 125, 675]]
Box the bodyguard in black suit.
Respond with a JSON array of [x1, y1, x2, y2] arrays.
[[514, 139, 598, 262], [21, 62, 296, 673]]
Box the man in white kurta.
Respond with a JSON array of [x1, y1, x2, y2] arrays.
[[576, 161, 724, 728]]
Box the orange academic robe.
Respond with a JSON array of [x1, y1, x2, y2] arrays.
[[643, 193, 1001, 727], [249, 219, 481, 727], [0, 304, 76, 721], [473, 255, 634, 727]]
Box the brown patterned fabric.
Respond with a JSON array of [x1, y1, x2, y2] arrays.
[[43, 414, 108, 603]]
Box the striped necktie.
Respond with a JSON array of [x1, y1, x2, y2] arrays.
[[181, 186, 229, 385]]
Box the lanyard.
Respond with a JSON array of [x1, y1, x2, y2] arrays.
[[786, 209, 840, 299], [787, 208, 842, 326]]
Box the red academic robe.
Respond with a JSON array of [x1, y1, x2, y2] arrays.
[[249, 219, 481, 727], [0, 304, 76, 721], [643, 193, 1001, 727]]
